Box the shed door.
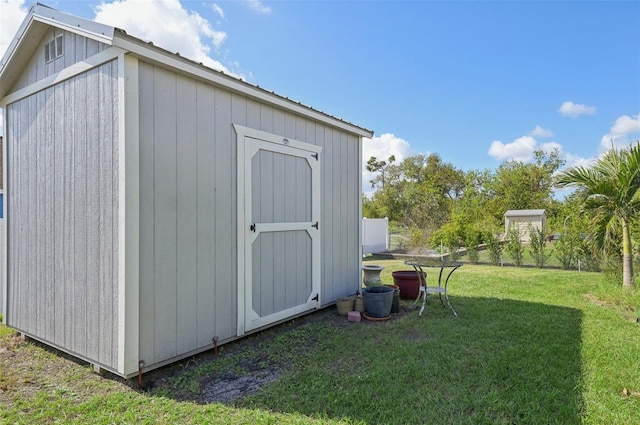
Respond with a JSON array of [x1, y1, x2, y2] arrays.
[[237, 127, 321, 335]]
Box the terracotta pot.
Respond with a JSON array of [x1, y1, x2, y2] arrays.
[[392, 270, 425, 300]]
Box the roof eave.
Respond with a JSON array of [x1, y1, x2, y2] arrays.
[[0, 3, 115, 99], [112, 30, 373, 138]]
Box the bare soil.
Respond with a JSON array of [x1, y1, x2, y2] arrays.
[[0, 302, 415, 405]]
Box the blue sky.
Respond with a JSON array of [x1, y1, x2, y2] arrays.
[[2, 0, 639, 196]]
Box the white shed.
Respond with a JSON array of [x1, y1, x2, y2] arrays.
[[504, 209, 547, 242], [0, 4, 372, 378]]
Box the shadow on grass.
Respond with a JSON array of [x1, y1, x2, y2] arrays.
[[226, 297, 584, 425]]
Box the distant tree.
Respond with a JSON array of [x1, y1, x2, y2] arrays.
[[366, 155, 395, 188], [484, 149, 565, 223], [556, 142, 640, 289]]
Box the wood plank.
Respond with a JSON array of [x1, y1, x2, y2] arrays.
[[72, 71, 88, 356], [35, 91, 45, 337], [98, 62, 115, 365], [85, 67, 101, 361], [53, 82, 65, 344], [111, 58, 120, 367], [138, 62, 156, 363], [176, 74, 198, 354], [320, 125, 334, 295], [152, 66, 178, 361], [63, 78, 75, 349], [195, 82, 216, 346], [215, 89, 234, 338]]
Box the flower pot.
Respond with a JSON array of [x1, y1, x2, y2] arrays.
[[362, 265, 384, 287], [386, 285, 400, 314], [354, 296, 365, 313], [362, 286, 394, 318], [336, 297, 355, 316], [392, 270, 425, 300]]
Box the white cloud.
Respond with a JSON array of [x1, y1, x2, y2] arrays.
[[94, 0, 230, 73], [211, 3, 225, 19], [362, 133, 410, 195], [244, 0, 272, 14], [0, 0, 28, 59], [610, 113, 640, 135], [530, 125, 553, 138], [600, 113, 640, 150], [558, 101, 596, 118], [488, 136, 537, 162], [563, 152, 595, 170], [488, 136, 563, 162]]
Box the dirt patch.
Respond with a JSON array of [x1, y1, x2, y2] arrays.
[[1, 303, 416, 406], [198, 368, 284, 403]]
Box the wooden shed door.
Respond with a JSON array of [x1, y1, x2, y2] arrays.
[[237, 126, 321, 335]]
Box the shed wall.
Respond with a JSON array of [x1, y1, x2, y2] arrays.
[[11, 27, 110, 93], [5, 60, 120, 370], [506, 216, 545, 242], [137, 61, 361, 368]]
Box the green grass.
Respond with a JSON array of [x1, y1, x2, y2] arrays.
[[1, 263, 639, 424]]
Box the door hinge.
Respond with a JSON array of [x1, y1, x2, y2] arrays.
[[312, 293, 319, 302], [311, 153, 318, 161], [250, 223, 256, 232], [311, 221, 319, 229]]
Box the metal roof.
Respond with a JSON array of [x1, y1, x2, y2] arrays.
[[504, 209, 547, 217], [0, 3, 373, 138]]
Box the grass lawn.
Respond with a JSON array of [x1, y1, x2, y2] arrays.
[[1, 262, 639, 424]]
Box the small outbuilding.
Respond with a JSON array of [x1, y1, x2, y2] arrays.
[[504, 209, 547, 242], [0, 4, 372, 378]]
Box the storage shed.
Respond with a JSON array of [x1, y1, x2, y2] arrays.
[[0, 4, 373, 378], [504, 209, 547, 242]]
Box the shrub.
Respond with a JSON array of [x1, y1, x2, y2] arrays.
[[464, 228, 483, 264], [486, 232, 503, 266], [505, 227, 524, 267], [555, 233, 578, 269], [528, 225, 551, 268]]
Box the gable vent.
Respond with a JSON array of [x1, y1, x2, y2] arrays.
[[44, 35, 64, 63]]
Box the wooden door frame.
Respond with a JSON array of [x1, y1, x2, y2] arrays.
[[234, 124, 322, 336]]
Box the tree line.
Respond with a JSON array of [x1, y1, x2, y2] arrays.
[[364, 144, 640, 288]]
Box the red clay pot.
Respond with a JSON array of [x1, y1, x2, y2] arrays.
[[392, 270, 425, 300]]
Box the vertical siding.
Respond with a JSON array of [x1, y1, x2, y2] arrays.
[[139, 62, 239, 365], [213, 90, 235, 340], [11, 28, 110, 93], [136, 61, 361, 368], [6, 60, 120, 370], [195, 84, 216, 347], [176, 75, 198, 354]]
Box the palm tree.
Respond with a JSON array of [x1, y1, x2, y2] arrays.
[[556, 142, 640, 289]]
